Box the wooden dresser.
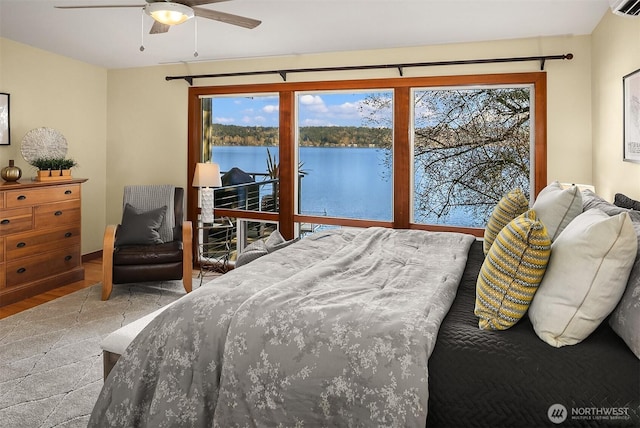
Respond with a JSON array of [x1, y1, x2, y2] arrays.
[[0, 179, 87, 307]]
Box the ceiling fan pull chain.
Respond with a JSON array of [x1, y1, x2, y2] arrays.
[[139, 9, 145, 52], [194, 18, 199, 58]]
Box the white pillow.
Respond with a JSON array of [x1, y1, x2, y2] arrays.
[[532, 181, 582, 241], [529, 209, 637, 347]]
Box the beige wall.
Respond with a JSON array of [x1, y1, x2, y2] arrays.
[[0, 38, 107, 254], [0, 29, 608, 254], [106, 66, 189, 231], [592, 13, 640, 201], [106, 35, 594, 225]]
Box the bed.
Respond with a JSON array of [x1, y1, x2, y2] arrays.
[[428, 240, 639, 427], [89, 191, 640, 427]]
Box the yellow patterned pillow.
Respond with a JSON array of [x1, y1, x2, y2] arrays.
[[483, 188, 529, 256], [475, 209, 551, 330]]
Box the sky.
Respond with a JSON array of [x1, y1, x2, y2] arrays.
[[210, 91, 393, 128]]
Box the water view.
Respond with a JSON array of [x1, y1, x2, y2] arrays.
[[213, 145, 483, 227], [205, 88, 532, 229], [214, 145, 392, 221]]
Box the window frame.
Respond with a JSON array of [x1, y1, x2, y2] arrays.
[[187, 72, 547, 241]]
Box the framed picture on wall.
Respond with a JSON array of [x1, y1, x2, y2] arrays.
[[623, 68, 640, 163], [0, 93, 9, 146]]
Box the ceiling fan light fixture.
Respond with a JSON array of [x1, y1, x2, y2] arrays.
[[145, 2, 194, 25]]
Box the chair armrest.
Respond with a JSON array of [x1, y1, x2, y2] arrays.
[[102, 224, 118, 300], [182, 220, 193, 293]]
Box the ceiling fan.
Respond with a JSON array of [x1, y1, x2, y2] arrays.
[[55, 0, 261, 34]]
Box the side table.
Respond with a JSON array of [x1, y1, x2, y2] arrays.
[[196, 217, 234, 284]]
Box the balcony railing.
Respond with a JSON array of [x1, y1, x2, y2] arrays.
[[213, 172, 278, 213], [205, 172, 326, 259]]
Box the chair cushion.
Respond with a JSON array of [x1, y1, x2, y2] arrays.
[[115, 203, 167, 246], [113, 262, 183, 284], [113, 240, 183, 265]]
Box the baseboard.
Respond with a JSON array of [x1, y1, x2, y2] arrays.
[[83, 250, 102, 262]]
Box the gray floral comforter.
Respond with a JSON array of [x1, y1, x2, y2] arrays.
[[89, 227, 475, 428]]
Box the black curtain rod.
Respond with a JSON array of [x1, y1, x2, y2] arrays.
[[166, 53, 573, 85]]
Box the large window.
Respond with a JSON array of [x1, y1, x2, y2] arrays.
[[296, 91, 394, 222], [188, 72, 547, 240], [202, 94, 279, 212], [200, 94, 280, 258], [411, 86, 533, 228]]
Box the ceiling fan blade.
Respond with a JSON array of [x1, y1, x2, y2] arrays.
[[181, 0, 231, 6], [54, 5, 144, 9], [150, 21, 171, 34], [193, 6, 261, 29]]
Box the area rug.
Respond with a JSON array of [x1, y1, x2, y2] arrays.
[[0, 280, 202, 428]]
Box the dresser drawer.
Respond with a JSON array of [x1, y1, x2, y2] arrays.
[[5, 184, 80, 208], [6, 225, 81, 261], [34, 200, 81, 229], [6, 245, 81, 288], [0, 237, 4, 262], [0, 207, 33, 236]]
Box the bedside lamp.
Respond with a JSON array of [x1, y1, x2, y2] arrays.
[[193, 162, 222, 224]]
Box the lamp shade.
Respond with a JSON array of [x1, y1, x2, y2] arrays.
[[192, 162, 222, 188], [145, 2, 194, 25]]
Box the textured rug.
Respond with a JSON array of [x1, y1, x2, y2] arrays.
[[0, 280, 200, 428]]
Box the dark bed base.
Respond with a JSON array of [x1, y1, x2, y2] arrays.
[[103, 351, 120, 380], [428, 240, 639, 428]]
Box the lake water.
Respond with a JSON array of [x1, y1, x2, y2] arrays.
[[213, 145, 481, 227]]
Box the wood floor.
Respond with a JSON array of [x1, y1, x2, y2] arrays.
[[0, 261, 212, 320], [0, 259, 103, 320]]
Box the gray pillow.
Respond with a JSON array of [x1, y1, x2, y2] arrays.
[[582, 189, 632, 216], [614, 193, 640, 211], [115, 203, 167, 246], [265, 229, 299, 251], [235, 239, 268, 268], [235, 230, 299, 268], [580, 190, 640, 357], [609, 215, 640, 359], [265, 229, 286, 248]]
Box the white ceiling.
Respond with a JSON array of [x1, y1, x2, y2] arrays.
[[0, 0, 612, 70]]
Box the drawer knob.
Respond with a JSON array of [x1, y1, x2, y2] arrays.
[[54, 211, 63, 216], [17, 242, 26, 248], [64, 255, 73, 261], [17, 195, 26, 200], [64, 190, 72, 195], [1, 219, 9, 225], [64, 232, 73, 238], [17, 267, 26, 274]]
